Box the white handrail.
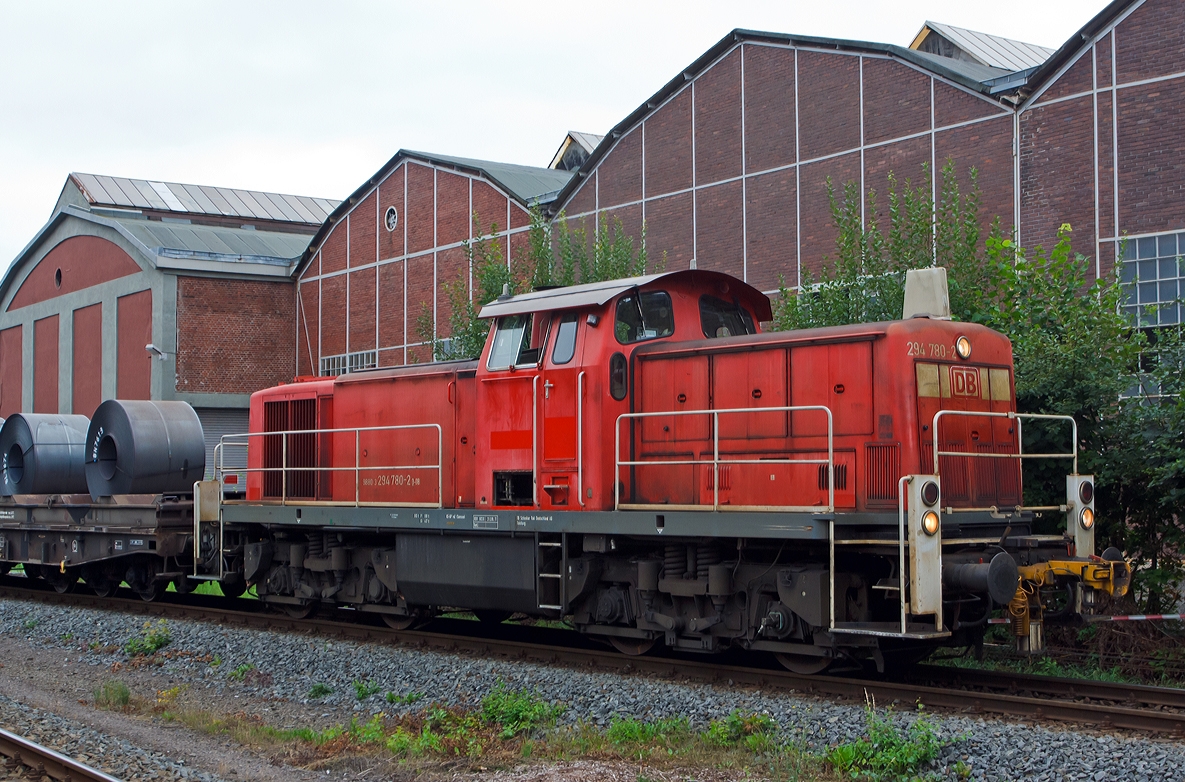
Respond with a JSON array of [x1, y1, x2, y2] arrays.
[[215, 423, 444, 508], [577, 371, 585, 507], [931, 410, 1078, 476], [614, 405, 834, 513]]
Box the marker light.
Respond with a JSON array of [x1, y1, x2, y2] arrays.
[[1079, 507, 1095, 530], [921, 510, 941, 536], [955, 336, 972, 360], [1079, 480, 1094, 504], [921, 480, 940, 506]]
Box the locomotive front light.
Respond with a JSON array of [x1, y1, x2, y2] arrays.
[[955, 336, 972, 360], [1079, 507, 1095, 530], [920, 480, 940, 506], [921, 510, 941, 536], [1079, 480, 1094, 504]]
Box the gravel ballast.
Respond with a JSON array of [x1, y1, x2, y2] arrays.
[[0, 595, 1181, 781]]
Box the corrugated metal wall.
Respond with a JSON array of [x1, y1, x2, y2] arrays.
[[195, 407, 250, 479]]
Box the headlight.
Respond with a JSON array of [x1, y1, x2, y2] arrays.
[[1079, 480, 1094, 504], [921, 510, 940, 536], [955, 336, 972, 360], [921, 480, 940, 506], [1079, 507, 1095, 530]]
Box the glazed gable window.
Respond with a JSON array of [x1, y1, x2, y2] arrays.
[[615, 291, 674, 344], [1120, 233, 1184, 327]]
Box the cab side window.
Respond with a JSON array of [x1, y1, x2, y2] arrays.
[[487, 314, 551, 369], [551, 313, 578, 365], [699, 295, 756, 338], [615, 291, 674, 344]]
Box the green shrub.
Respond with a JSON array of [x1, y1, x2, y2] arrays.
[[386, 690, 424, 705], [702, 710, 777, 747], [227, 663, 254, 681], [353, 679, 382, 700], [94, 679, 131, 709], [825, 705, 949, 781], [308, 683, 332, 699], [480, 684, 565, 738], [123, 620, 172, 657], [606, 715, 690, 748]]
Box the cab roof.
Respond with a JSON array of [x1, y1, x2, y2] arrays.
[[477, 269, 773, 321]]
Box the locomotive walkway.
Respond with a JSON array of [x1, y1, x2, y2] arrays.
[[3, 578, 1183, 736]]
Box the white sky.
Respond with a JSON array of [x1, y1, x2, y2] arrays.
[[0, 0, 1110, 269]]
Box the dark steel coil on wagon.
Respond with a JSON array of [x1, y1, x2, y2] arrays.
[[0, 414, 91, 496], [84, 400, 205, 499]]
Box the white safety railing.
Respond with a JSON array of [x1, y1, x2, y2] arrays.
[[614, 406, 835, 513], [931, 410, 1078, 513], [214, 423, 443, 508]]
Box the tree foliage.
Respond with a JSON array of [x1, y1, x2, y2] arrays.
[[775, 158, 1184, 609], [419, 207, 658, 361]]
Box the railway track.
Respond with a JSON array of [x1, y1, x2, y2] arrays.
[[0, 726, 121, 782], [3, 580, 1184, 736]]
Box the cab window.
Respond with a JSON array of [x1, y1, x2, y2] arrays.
[[700, 295, 756, 338], [551, 313, 578, 365], [487, 314, 551, 369], [615, 291, 674, 344]]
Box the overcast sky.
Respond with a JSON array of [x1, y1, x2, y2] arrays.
[[0, 0, 1110, 269]]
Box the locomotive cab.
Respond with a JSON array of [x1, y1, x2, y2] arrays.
[[474, 270, 771, 512]]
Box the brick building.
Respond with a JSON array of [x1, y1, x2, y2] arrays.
[[295, 152, 571, 373], [300, 0, 1183, 375], [0, 173, 338, 469]]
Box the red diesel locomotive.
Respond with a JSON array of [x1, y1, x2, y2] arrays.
[[0, 268, 1126, 672], [190, 268, 1129, 672]]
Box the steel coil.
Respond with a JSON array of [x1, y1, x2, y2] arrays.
[[0, 414, 91, 495], [84, 400, 205, 498]]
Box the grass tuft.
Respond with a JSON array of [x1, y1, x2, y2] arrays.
[[123, 620, 172, 657], [93, 679, 131, 710]]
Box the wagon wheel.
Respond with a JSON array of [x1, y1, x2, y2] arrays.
[[49, 574, 77, 594], [138, 582, 163, 602], [90, 579, 118, 599], [609, 636, 658, 656], [775, 652, 832, 675], [282, 602, 318, 620], [473, 610, 513, 625]]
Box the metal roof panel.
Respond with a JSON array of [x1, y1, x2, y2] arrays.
[[922, 21, 1054, 71], [197, 185, 235, 216]]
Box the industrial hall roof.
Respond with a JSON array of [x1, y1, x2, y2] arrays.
[[910, 21, 1055, 72], [70, 172, 338, 228], [298, 149, 574, 272], [2, 173, 340, 295]]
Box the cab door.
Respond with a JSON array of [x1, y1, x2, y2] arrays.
[[540, 312, 584, 507]]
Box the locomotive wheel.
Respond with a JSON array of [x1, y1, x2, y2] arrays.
[[282, 602, 318, 620], [474, 610, 513, 625], [218, 577, 248, 598], [774, 652, 832, 675], [381, 613, 421, 630], [609, 636, 658, 656]]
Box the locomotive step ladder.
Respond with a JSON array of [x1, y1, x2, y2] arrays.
[[536, 532, 566, 611]]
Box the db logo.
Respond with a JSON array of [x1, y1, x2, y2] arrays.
[[950, 366, 980, 397]]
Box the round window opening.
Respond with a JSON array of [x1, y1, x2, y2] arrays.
[[54, 268, 62, 288], [384, 206, 399, 232]]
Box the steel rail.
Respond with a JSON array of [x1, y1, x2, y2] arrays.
[[0, 726, 122, 782], [4, 582, 1184, 735]]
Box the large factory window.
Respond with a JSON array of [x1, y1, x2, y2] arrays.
[[1121, 233, 1183, 327], [615, 291, 674, 344]]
